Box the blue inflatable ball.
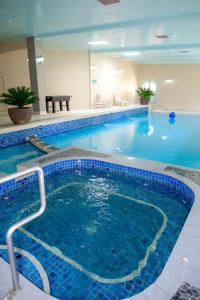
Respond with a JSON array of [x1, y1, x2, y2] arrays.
[[169, 118, 175, 125], [169, 112, 176, 119]]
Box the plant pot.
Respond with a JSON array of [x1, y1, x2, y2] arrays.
[[8, 107, 33, 125], [140, 97, 150, 105]]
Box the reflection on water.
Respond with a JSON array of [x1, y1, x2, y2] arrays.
[[44, 112, 200, 169]]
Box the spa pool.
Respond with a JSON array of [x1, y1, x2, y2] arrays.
[[0, 159, 194, 299]]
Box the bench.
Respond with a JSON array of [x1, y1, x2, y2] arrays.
[[46, 95, 72, 113]]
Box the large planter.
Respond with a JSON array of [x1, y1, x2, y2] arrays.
[[8, 107, 33, 125], [140, 97, 150, 105]]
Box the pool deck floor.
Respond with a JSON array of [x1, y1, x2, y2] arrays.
[[1, 106, 200, 300], [0, 258, 56, 300]]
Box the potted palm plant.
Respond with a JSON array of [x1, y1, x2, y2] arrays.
[[136, 87, 155, 105], [0, 86, 38, 124]]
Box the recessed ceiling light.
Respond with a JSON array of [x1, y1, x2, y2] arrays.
[[88, 41, 108, 46], [180, 50, 189, 53], [124, 51, 141, 56], [97, 0, 120, 5], [156, 34, 169, 39]]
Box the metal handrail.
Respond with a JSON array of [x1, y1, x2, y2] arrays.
[[0, 166, 46, 292]]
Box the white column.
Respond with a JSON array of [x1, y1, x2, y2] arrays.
[[26, 37, 46, 114]]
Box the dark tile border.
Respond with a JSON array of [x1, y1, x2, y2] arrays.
[[171, 282, 200, 300]]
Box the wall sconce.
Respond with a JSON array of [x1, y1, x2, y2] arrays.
[[165, 79, 174, 84], [115, 69, 124, 75], [91, 65, 97, 71], [36, 56, 45, 65]]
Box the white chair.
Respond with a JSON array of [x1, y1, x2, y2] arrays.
[[94, 94, 107, 108], [114, 94, 130, 106], [106, 98, 113, 107]]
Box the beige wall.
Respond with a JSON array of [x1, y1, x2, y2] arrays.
[[0, 48, 30, 112], [0, 46, 91, 112], [139, 64, 200, 110], [0, 49, 139, 113], [43, 49, 90, 110], [2, 41, 200, 113], [0, 48, 29, 88], [90, 53, 139, 107]]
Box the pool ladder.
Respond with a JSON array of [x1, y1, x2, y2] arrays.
[[0, 167, 46, 293]]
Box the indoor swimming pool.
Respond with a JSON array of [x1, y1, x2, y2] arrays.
[[43, 112, 200, 169], [1, 110, 200, 173]]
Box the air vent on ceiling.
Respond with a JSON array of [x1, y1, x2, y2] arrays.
[[155, 34, 169, 39], [180, 50, 189, 53], [97, 0, 120, 5]]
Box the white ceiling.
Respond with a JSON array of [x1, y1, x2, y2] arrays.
[[1, 0, 200, 63]]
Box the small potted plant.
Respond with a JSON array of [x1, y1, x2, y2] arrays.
[[136, 87, 154, 105], [0, 86, 38, 124]]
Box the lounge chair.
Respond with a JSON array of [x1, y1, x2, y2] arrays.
[[114, 94, 130, 106], [94, 94, 107, 108]]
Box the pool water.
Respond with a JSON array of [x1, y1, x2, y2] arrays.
[[44, 112, 200, 169], [0, 143, 44, 173], [0, 165, 192, 299], [1, 111, 200, 173]]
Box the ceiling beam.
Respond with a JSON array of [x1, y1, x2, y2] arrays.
[[38, 12, 200, 38], [92, 43, 200, 53]]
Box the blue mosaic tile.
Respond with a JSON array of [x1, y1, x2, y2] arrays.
[[0, 158, 194, 205], [0, 107, 148, 148]]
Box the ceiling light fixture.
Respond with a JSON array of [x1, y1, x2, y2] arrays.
[[156, 34, 169, 39], [88, 41, 108, 46], [124, 51, 141, 56], [97, 0, 120, 5]]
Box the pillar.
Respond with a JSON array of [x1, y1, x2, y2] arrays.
[[26, 37, 46, 114]]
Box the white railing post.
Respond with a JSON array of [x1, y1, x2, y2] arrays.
[[0, 167, 46, 292]]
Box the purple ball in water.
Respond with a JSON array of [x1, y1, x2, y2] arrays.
[[169, 112, 176, 119]]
